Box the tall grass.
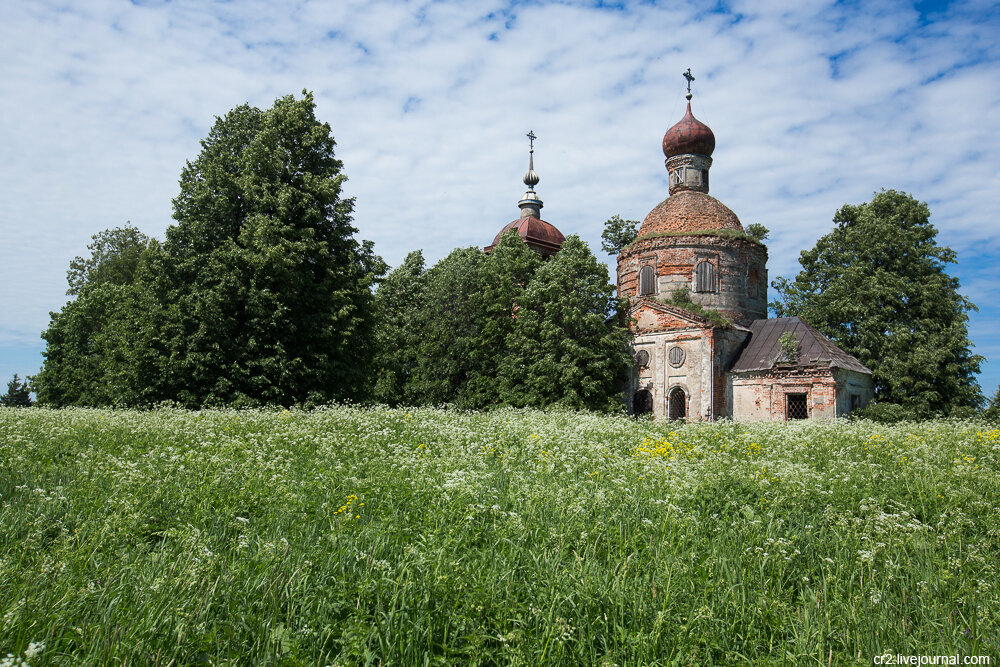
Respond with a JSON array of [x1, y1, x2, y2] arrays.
[[1, 406, 997, 665]]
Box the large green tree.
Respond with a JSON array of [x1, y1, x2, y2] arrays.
[[372, 250, 426, 406], [500, 235, 630, 411], [771, 190, 982, 415], [147, 91, 383, 407], [600, 215, 639, 256], [38, 92, 382, 408], [405, 247, 487, 408], [35, 226, 152, 406], [470, 231, 543, 406]]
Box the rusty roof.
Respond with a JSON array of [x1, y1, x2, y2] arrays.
[[662, 102, 716, 158], [730, 317, 872, 374], [485, 216, 566, 253]]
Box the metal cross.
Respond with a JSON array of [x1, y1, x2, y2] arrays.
[[527, 130, 536, 152], [683, 68, 695, 98]]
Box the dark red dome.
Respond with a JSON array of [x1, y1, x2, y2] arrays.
[[485, 216, 565, 257], [662, 102, 715, 158]]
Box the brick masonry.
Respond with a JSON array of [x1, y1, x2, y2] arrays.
[[619, 234, 768, 327]]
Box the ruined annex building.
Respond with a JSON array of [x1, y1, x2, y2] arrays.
[[617, 80, 874, 421]]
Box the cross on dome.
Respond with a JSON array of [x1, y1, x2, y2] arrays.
[[683, 68, 695, 101]]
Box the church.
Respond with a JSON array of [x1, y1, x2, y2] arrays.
[[486, 78, 874, 422]]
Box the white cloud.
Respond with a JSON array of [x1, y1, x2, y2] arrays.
[[1, 0, 998, 387]]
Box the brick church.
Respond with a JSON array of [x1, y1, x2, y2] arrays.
[[487, 82, 874, 421]]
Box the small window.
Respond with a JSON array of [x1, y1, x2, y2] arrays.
[[668, 346, 685, 368], [668, 387, 686, 421], [635, 349, 650, 368], [694, 261, 716, 293], [638, 265, 656, 296], [786, 393, 808, 420], [850, 394, 861, 412]]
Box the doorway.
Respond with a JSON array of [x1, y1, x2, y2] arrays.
[[633, 389, 653, 417]]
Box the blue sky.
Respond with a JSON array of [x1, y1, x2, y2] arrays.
[[1, 0, 998, 401]]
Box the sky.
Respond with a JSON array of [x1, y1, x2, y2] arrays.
[[1, 0, 998, 402]]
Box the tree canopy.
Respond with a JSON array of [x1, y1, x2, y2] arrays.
[[66, 225, 150, 296], [771, 190, 982, 415], [601, 215, 639, 256], [500, 235, 631, 411], [0, 374, 33, 407], [371, 233, 630, 412], [36, 92, 382, 408]]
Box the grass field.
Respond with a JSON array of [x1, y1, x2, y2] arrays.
[[1, 406, 998, 665]]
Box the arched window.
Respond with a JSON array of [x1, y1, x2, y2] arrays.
[[694, 260, 716, 293], [668, 387, 686, 421], [638, 265, 656, 296]]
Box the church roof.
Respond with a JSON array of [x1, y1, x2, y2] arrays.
[[486, 216, 565, 253], [639, 190, 743, 236], [730, 317, 872, 374]]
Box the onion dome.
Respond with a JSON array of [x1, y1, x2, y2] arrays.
[[638, 190, 743, 237], [662, 102, 715, 158]]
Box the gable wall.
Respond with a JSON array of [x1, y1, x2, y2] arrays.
[[630, 310, 750, 420]]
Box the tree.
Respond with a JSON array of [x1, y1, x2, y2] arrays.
[[406, 247, 487, 407], [470, 231, 543, 405], [0, 374, 33, 407], [744, 223, 769, 243], [500, 235, 630, 411], [771, 190, 982, 415], [983, 386, 1000, 423], [36, 225, 153, 407], [37, 92, 382, 408], [372, 250, 426, 405], [66, 225, 149, 295], [149, 91, 384, 407], [601, 215, 639, 256]]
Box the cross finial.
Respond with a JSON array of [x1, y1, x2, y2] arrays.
[[683, 68, 695, 100], [527, 130, 536, 152]]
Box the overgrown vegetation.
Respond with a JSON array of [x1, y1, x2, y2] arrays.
[[659, 288, 732, 329], [1, 407, 997, 664], [777, 331, 799, 363]]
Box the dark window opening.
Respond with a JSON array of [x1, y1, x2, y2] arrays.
[[633, 389, 653, 416], [850, 393, 861, 412], [786, 393, 808, 420], [694, 261, 716, 293], [634, 349, 650, 368], [638, 265, 656, 296], [668, 387, 686, 421]]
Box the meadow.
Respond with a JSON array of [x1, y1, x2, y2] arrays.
[[0, 406, 997, 665]]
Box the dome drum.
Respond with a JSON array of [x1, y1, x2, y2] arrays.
[[617, 235, 768, 326]]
